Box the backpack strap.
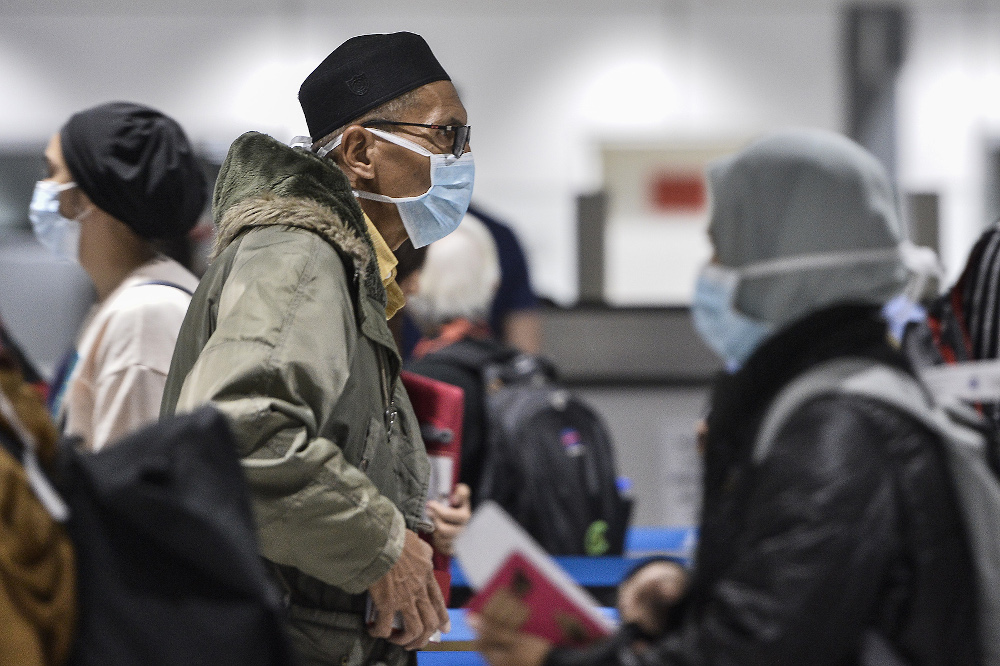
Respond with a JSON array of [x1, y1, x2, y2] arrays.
[[428, 340, 513, 374], [139, 280, 195, 296], [754, 358, 903, 463], [0, 390, 68, 521], [755, 357, 981, 464]]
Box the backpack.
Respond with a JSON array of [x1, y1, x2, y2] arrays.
[[430, 341, 632, 556], [55, 407, 297, 666], [754, 357, 1000, 665]]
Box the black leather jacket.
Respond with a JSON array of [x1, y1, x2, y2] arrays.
[[549, 305, 980, 666]]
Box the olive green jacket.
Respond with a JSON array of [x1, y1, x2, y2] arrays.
[[161, 132, 430, 600]]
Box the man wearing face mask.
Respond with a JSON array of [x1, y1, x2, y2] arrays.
[[161, 32, 472, 666], [31, 102, 204, 452], [471, 130, 980, 666]]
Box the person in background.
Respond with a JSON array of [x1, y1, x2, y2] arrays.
[[471, 129, 980, 666], [388, 240, 428, 352], [161, 32, 471, 665], [32, 102, 204, 451], [468, 204, 542, 354], [398, 204, 542, 358], [901, 222, 1000, 429], [406, 215, 503, 499], [0, 320, 75, 666]]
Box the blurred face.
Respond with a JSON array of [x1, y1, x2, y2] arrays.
[[43, 133, 90, 219]]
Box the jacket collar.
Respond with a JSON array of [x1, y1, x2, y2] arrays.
[[210, 132, 383, 303]]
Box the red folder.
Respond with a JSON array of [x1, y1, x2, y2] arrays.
[[400, 370, 465, 604]]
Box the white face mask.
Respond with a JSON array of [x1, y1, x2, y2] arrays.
[[321, 128, 475, 248], [28, 180, 90, 263]]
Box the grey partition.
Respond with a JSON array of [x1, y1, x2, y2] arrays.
[[539, 305, 720, 385], [0, 231, 95, 379], [537, 306, 717, 526]]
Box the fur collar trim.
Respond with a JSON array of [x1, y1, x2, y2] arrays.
[[212, 193, 371, 271]]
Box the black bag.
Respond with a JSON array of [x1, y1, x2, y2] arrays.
[[432, 341, 632, 556], [57, 407, 297, 666]]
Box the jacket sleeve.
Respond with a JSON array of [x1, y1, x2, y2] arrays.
[[175, 230, 405, 594], [550, 396, 902, 666]]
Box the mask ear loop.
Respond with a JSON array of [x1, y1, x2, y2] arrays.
[[55, 181, 94, 225], [899, 241, 943, 303], [315, 135, 341, 159], [321, 127, 441, 203], [313, 126, 439, 161], [73, 205, 94, 223], [50, 181, 78, 193]]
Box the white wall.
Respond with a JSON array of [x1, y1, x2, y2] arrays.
[[897, 7, 1000, 283], [1, 0, 997, 301]]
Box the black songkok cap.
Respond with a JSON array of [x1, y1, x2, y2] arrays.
[[60, 102, 207, 240], [299, 32, 451, 142]]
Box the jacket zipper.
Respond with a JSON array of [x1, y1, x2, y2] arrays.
[[361, 346, 396, 473], [381, 352, 398, 439]]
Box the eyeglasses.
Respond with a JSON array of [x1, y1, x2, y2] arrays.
[[363, 120, 471, 158]]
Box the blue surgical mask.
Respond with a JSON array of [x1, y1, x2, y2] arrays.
[[28, 180, 89, 263], [322, 128, 474, 248], [692, 264, 774, 371]]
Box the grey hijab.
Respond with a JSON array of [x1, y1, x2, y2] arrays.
[[708, 129, 908, 330]]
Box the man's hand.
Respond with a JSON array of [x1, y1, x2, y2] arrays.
[[468, 598, 552, 666], [617, 560, 687, 639], [427, 483, 472, 556], [367, 529, 450, 650]]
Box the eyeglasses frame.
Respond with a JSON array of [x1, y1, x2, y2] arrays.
[[362, 120, 471, 158]]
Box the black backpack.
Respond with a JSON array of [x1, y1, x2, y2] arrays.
[[56, 407, 297, 666], [431, 341, 632, 556]]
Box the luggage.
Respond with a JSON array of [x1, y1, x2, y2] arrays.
[[431, 341, 632, 556]]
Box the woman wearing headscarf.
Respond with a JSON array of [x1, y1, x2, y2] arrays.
[[30, 102, 206, 451], [471, 130, 980, 666]]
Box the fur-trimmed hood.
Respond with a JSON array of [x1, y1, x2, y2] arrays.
[[211, 132, 374, 282]]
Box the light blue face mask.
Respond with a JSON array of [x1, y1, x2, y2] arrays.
[[692, 242, 931, 370], [28, 180, 89, 263], [320, 127, 474, 248], [691, 263, 775, 372]]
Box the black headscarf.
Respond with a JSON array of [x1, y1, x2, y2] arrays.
[[60, 102, 207, 240]]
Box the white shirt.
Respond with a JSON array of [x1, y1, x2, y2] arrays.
[[58, 257, 199, 451]]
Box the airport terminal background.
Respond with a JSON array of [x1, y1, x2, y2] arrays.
[[3, 0, 1000, 529]]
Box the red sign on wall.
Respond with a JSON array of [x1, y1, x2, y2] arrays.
[[650, 173, 707, 213]]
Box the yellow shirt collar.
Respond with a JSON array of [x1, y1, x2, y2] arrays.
[[363, 215, 406, 320]]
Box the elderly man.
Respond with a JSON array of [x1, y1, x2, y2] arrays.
[[161, 32, 472, 666], [471, 130, 980, 666]]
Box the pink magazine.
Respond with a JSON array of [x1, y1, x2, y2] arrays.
[[465, 551, 612, 647], [456, 502, 616, 648]]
